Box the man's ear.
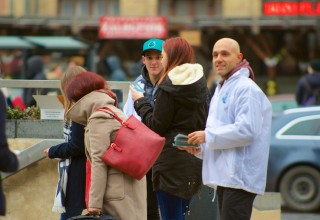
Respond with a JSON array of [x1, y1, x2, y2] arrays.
[[142, 56, 146, 65], [238, 53, 243, 62]]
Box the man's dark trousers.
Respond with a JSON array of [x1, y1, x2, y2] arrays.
[[217, 186, 256, 220]]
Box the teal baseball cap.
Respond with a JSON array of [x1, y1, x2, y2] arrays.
[[142, 38, 164, 55]]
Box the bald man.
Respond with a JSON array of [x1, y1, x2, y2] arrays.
[[179, 38, 272, 220]]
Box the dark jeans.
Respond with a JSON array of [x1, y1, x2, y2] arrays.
[[146, 170, 160, 220], [60, 207, 84, 220], [156, 190, 190, 220], [217, 186, 256, 220]]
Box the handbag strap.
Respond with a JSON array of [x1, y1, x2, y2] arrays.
[[96, 107, 134, 129]]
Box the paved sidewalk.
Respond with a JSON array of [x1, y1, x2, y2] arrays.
[[282, 212, 320, 220]]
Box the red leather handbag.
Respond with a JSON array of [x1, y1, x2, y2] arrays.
[[97, 107, 165, 180]]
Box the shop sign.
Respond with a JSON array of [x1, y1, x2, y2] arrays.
[[264, 1, 320, 16], [99, 16, 167, 39]]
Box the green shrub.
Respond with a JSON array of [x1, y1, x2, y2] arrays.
[[6, 106, 40, 120]]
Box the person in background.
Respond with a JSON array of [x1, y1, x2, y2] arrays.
[[22, 55, 48, 107], [44, 66, 87, 220], [182, 38, 272, 220], [46, 61, 65, 96], [65, 71, 147, 220], [0, 90, 19, 216], [295, 58, 320, 106], [8, 50, 22, 79], [46, 62, 63, 80], [105, 55, 127, 108], [123, 38, 164, 220], [129, 59, 144, 79], [130, 37, 209, 220]]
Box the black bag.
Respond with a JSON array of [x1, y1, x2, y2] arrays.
[[66, 213, 119, 220], [302, 78, 320, 106]]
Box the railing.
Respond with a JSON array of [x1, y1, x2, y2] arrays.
[[1, 139, 64, 178], [0, 79, 131, 179], [0, 79, 131, 104]]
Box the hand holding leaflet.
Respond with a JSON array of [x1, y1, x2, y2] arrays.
[[173, 134, 199, 148], [131, 82, 145, 93]]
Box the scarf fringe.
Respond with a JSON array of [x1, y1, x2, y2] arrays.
[[52, 159, 71, 213]]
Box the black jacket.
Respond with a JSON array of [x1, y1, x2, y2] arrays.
[[48, 121, 86, 209], [0, 92, 19, 216], [134, 63, 209, 199], [296, 72, 320, 106]]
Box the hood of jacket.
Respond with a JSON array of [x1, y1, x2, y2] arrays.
[[159, 63, 208, 105], [66, 90, 116, 126], [141, 65, 153, 84]]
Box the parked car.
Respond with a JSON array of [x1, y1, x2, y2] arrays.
[[266, 106, 320, 212]]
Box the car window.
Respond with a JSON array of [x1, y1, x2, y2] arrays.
[[276, 115, 320, 139], [282, 118, 320, 136]]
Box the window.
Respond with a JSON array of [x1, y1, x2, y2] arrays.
[[93, 0, 106, 17], [159, 0, 170, 16], [106, 0, 119, 16], [93, 0, 119, 17], [282, 118, 320, 136], [76, 0, 89, 17], [158, 0, 219, 18], [24, 0, 39, 16], [176, 0, 189, 16], [60, 0, 73, 17], [276, 115, 320, 139]]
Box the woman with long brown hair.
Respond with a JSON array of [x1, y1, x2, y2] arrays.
[[65, 71, 147, 220], [131, 37, 209, 220]]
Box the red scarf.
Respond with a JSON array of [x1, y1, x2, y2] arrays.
[[220, 59, 254, 86]]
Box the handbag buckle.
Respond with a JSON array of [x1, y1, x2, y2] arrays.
[[122, 120, 135, 129], [110, 143, 122, 152], [122, 121, 129, 127]]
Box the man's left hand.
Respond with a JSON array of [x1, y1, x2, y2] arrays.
[[188, 131, 205, 145]]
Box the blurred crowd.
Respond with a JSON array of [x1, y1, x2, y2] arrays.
[[0, 50, 144, 110], [1, 48, 320, 111]]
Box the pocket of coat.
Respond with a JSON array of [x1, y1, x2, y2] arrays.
[[105, 169, 125, 201], [223, 149, 236, 175]]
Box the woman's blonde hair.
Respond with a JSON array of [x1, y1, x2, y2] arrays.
[[60, 66, 86, 120]]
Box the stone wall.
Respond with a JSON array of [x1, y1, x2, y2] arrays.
[[0, 138, 66, 219], [1, 158, 60, 220], [6, 120, 63, 139]]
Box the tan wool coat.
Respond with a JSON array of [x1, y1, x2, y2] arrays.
[[67, 90, 147, 220]]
